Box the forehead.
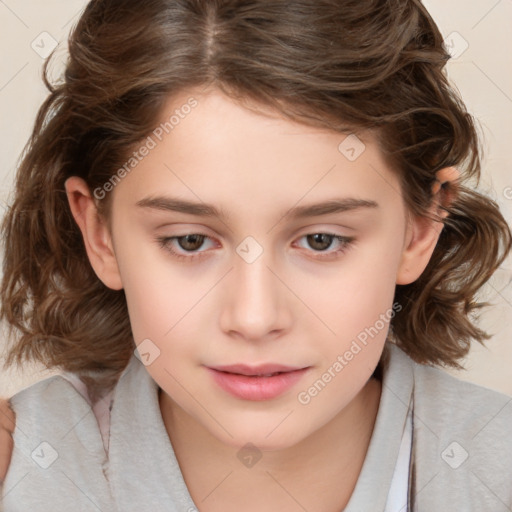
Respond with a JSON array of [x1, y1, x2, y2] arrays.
[[110, 87, 402, 220]]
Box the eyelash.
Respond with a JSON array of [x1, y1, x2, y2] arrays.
[[155, 232, 355, 262]]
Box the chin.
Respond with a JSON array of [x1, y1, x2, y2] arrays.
[[208, 419, 311, 453]]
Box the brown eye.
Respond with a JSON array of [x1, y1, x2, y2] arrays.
[[177, 234, 206, 251], [306, 233, 335, 251], [155, 233, 215, 261], [295, 232, 355, 260]]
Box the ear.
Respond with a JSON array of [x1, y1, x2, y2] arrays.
[[64, 176, 123, 290], [396, 166, 460, 285], [395, 208, 443, 285]]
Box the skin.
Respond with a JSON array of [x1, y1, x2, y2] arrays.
[[0, 399, 14, 484], [1, 87, 457, 510]]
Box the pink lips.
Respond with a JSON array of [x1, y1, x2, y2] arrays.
[[206, 363, 310, 401]]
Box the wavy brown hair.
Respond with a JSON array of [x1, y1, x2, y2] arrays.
[[1, 0, 511, 394]]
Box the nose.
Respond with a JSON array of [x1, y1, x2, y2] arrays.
[[218, 246, 291, 342]]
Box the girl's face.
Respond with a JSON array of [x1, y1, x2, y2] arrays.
[[94, 87, 435, 450]]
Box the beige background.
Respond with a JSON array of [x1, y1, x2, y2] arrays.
[[0, 0, 511, 398]]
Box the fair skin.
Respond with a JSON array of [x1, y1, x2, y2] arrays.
[[0, 400, 14, 484], [1, 87, 457, 510]]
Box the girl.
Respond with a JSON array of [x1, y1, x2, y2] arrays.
[[1, 0, 511, 510]]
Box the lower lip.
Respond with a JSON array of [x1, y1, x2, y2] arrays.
[[207, 367, 309, 401]]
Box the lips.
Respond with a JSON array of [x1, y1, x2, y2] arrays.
[[209, 363, 305, 377], [206, 363, 310, 401]]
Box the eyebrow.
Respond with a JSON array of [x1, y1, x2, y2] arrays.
[[135, 196, 379, 221]]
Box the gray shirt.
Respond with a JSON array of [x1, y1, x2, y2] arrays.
[[2, 343, 511, 511]]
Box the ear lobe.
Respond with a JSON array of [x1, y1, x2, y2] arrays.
[[64, 176, 123, 290]]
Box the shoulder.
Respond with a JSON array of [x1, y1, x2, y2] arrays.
[[386, 343, 512, 432], [9, 373, 84, 414], [2, 375, 114, 510], [411, 356, 512, 435], [8, 374, 100, 441], [8, 373, 113, 453], [403, 350, 512, 508], [7, 373, 108, 460]]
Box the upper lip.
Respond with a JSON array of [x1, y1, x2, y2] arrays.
[[208, 363, 307, 376]]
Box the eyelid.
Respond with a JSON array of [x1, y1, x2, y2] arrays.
[[155, 233, 216, 261], [293, 232, 355, 259]]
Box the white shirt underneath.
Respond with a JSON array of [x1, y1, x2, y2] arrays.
[[384, 405, 413, 511], [60, 372, 114, 453]]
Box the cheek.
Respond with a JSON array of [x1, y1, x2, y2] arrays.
[[294, 253, 400, 420], [114, 235, 221, 376], [302, 234, 402, 339], [123, 268, 202, 350], [293, 230, 404, 407], [111, 229, 189, 343]]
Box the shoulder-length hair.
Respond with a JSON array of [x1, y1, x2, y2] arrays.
[[1, 0, 510, 394]]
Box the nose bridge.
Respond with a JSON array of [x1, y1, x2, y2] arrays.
[[220, 238, 288, 340]]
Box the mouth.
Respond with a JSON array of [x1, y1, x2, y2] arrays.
[[208, 363, 306, 376], [206, 364, 310, 401]]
